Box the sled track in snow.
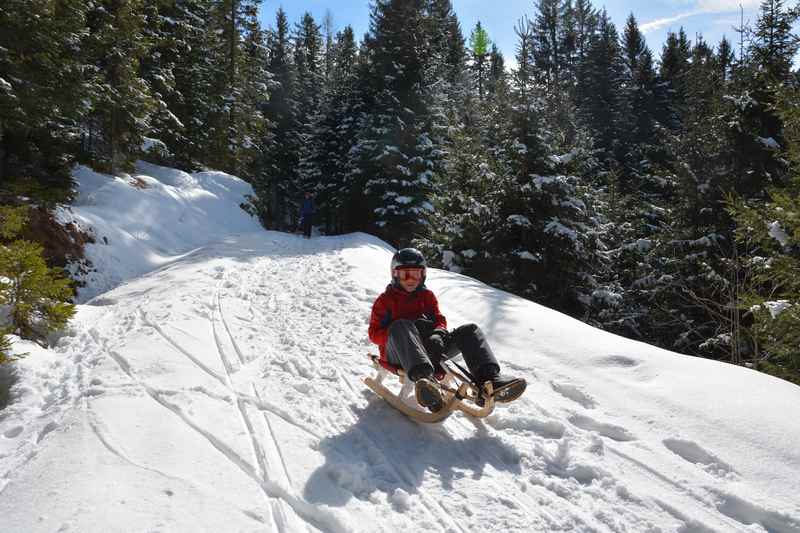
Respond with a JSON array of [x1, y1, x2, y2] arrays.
[[138, 309, 227, 387], [140, 305, 320, 440], [251, 249, 467, 533], [214, 280, 295, 489], [209, 281, 349, 533], [84, 295, 348, 533]]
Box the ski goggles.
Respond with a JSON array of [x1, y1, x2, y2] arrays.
[[394, 267, 425, 281]]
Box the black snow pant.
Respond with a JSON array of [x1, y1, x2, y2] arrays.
[[385, 319, 500, 382], [301, 214, 313, 238]]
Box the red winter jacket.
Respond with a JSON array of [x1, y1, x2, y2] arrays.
[[369, 284, 447, 367]]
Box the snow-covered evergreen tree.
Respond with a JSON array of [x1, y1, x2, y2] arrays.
[[82, 0, 156, 174], [345, 0, 437, 245], [576, 9, 626, 173], [294, 12, 326, 224], [255, 7, 299, 227], [0, 0, 88, 200]]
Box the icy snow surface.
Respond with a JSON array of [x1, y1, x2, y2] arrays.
[[1, 163, 800, 532]]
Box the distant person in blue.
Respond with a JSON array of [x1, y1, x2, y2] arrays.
[[299, 191, 315, 238]]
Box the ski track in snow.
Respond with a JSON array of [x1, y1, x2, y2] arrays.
[[2, 233, 799, 532]]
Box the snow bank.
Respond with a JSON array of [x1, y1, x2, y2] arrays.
[[60, 162, 261, 302]]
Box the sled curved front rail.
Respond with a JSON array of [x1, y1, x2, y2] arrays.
[[364, 354, 495, 423]]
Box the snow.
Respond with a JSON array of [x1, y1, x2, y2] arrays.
[[59, 162, 262, 302], [545, 219, 578, 241], [441, 250, 461, 273], [591, 289, 623, 308], [768, 220, 790, 248], [757, 137, 781, 150], [515, 250, 540, 261], [507, 214, 532, 227], [751, 300, 792, 319], [142, 136, 170, 155], [2, 164, 800, 532]]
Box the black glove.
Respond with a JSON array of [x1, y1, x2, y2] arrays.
[[425, 330, 446, 360], [414, 317, 435, 337]]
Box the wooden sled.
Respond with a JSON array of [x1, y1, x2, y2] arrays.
[[363, 354, 496, 423]]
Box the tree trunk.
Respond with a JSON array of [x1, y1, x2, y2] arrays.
[[0, 119, 5, 184], [228, 0, 237, 173], [110, 105, 119, 175]]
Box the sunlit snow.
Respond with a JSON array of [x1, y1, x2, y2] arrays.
[[1, 162, 799, 532]]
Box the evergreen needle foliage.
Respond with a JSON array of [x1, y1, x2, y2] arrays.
[[1, 0, 798, 383], [0, 206, 76, 359]]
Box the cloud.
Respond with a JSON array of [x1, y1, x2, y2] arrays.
[[641, 11, 702, 34], [641, 0, 761, 34], [696, 0, 760, 10]]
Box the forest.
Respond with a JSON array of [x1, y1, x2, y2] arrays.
[[1, 0, 799, 384]]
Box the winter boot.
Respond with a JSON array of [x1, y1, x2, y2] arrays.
[[476, 371, 527, 406], [415, 377, 444, 413]]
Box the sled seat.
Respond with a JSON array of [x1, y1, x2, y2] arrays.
[[368, 354, 447, 382], [369, 354, 405, 377]]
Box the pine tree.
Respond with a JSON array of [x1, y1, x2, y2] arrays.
[[576, 9, 625, 172], [82, 0, 156, 174], [717, 36, 735, 83], [0, 0, 88, 200], [314, 26, 360, 233], [532, 0, 562, 87], [346, 0, 436, 244], [729, 63, 800, 383], [469, 22, 491, 101], [468, 16, 603, 312], [295, 12, 326, 211], [0, 206, 75, 345], [202, 0, 266, 175], [156, 0, 226, 170], [658, 28, 691, 130], [750, 0, 799, 81], [427, 0, 467, 86], [487, 45, 506, 96], [255, 7, 300, 227], [570, 0, 598, 70], [619, 14, 663, 190], [414, 96, 501, 277]]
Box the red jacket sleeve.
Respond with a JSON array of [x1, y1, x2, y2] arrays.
[[426, 291, 448, 332], [368, 293, 391, 346]]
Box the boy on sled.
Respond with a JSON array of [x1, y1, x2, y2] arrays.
[[368, 248, 526, 414]]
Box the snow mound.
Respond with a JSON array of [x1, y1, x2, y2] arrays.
[[60, 161, 261, 302]]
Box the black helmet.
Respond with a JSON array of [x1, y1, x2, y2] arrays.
[[391, 248, 426, 270], [390, 248, 427, 286]]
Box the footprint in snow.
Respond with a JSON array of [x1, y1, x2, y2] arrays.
[[3, 426, 24, 438], [551, 381, 597, 409], [568, 414, 636, 442], [663, 438, 738, 479], [713, 491, 800, 532], [593, 355, 641, 368], [486, 414, 566, 439]]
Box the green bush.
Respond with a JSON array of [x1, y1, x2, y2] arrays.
[[0, 206, 75, 357], [0, 330, 12, 365]]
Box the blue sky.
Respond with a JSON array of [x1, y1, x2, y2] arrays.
[[258, 1, 768, 67]]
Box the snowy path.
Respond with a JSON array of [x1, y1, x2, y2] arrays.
[[1, 232, 799, 532]]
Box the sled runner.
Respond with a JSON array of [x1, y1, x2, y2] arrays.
[[363, 354, 497, 423]]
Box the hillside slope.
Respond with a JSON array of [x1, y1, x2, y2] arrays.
[[1, 164, 799, 533]]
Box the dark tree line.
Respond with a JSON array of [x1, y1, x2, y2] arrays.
[[1, 0, 799, 382]]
